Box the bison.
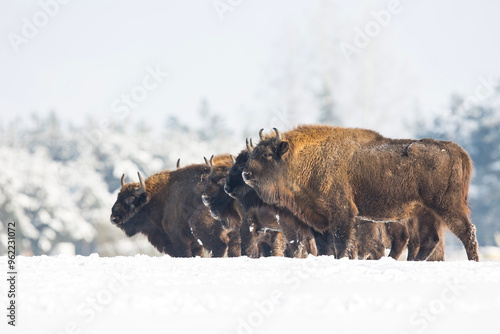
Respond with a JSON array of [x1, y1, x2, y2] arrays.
[[202, 153, 286, 257], [201, 155, 244, 257], [225, 148, 318, 258], [110, 160, 235, 257], [242, 125, 479, 261]]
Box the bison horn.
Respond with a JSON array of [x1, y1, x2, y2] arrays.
[[121, 174, 125, 187], [230, 154, 235, 164], [273, 128, 282, 143], [209, 155, 214, 167], [204, 157, 209, 166], [250, 138, 255, 148], [259, 128, 264, 141], [176, 158, 180, 169], [246, 138, 253, 153], [136, 172, 146, 195]]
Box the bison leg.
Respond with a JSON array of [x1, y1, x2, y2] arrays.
[[211, 242, 228, 257], [170, 239, 195, 257], [246, 242, 260, 258], [413, 211, 442, 261], [331, 223, 357, 259], [324, 231, 337, 256], [271, 232, 286, 257], [305, 235, 318, 256], [388, 236, 408, 260], [295, 241, 308, 258], [192, 229, 228, 258], [297, 227, 318, 257], [190, 242, 204, 257], [368, 242, 385, 260], [245, 232, 262, 258], [260, 241, 272, 257], [414, 228, 440, 261], [239, 215, 254, 257], [441, 210, 478, 261], [406, 219, 420, 261], [284, 240, 296, 258], [387, 222, 409, 260], [226, 230, 242, 257], [329, 197, 358, 259], [427, 238, 445, 261], [429, 225, 446, 261], [330, 207, 358, 259], [356, 222, 385, 260], [365, 234, 385, 260], [312, 229, 331, 256]]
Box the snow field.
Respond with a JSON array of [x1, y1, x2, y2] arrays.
[[1, 253, 500, 334]]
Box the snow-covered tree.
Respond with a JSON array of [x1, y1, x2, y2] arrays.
[[0, 110, 242, 256]]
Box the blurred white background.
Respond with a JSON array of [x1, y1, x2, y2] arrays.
[[2, 0, 500, 136]]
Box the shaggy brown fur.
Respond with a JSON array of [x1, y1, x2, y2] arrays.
[[110, 159, 232, 257], [243, 125, 478, 261]]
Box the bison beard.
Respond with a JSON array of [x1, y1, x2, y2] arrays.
[[110, 163, 231, 257], [243, 125, 479, 261]]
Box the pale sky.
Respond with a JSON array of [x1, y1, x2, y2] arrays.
[[1, 0, 499, 138]]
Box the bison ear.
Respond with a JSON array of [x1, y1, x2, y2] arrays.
[[277, 141, 290, 157]]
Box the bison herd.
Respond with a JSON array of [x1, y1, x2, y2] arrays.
[[110, 125, 479, 261]]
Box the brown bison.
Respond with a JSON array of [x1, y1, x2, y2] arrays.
[[202, 153, 286, 257], [243, 125, 479, 261], [110, 160, 234, 257], [225, 149, 318, 258], [201, 155, 244, 257]]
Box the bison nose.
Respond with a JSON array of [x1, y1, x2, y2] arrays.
[[201, 194, 211, 206], [110, 215, 120, 224], [242, 170, 252, 182]]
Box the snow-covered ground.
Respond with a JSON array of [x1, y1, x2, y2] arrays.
[[2, 249, 500, 334]]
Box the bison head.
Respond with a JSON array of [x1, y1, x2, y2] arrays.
[[242, 128, 290, 204], [224, 150, 264, 211], [201, 155, 234, 220], [224, 150, 250, 200], [110, 172, 150, 227]]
